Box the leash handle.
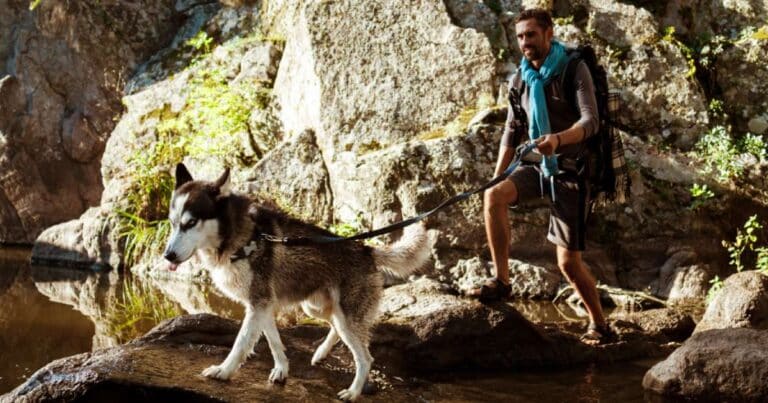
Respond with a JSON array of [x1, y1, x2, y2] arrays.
[[262, 142, 539, 246]]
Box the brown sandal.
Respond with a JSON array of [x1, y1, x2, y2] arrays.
[[465, 278, 512, 302], [580, 322, 616, 345]]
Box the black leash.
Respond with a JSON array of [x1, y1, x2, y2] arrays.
[[260, 142, 539, 246]]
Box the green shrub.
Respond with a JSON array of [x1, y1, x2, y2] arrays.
[[757, 247, 768, 274], [662, 26, 696, 78], [706, 275, 724, 303], [694, 126, 766, 182], [328, 215, 365, 238], [689, 183, 715, 210], [722, 215, 763, 272], [709, 215, 768, 303], [753, 25, 768, 40]]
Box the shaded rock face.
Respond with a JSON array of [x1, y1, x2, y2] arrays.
[[0, 0, 179, 244], [656, 0, 768, 37], [375, 278, 680, 370], [652, 247, 714, 305], [695, 271, 768, 333], [643, 328, 768, 402], [716, 37, 768, 134]]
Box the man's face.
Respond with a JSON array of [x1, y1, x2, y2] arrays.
[[515, 19, 553, 62]]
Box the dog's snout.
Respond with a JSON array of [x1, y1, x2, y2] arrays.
[[164, 251, 177, 262]]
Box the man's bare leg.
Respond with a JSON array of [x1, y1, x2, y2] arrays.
[[556, 246, 606, 328], [483, 180, 519, 284]]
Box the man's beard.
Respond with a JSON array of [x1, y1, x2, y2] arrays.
[[524, 46, 545, 61]]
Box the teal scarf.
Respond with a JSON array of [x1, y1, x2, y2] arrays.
[[520, 40, 569, 177]]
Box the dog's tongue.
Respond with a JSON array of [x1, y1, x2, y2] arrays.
[[168, 262, 179, 271]]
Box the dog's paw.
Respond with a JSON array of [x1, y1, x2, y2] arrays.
[[310, 351, 326, 366], [202, 364, 233, 380], [337, 388, 361, 401], [268, 364, 288, 384]]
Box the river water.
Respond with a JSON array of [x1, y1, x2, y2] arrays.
[[0, 247, 659, 401]]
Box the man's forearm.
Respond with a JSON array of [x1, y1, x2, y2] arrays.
[[494, 146, 515, 176], [555, 123, 587, 147]]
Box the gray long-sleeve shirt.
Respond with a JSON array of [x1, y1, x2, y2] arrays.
[[500, 60, 599, 160]]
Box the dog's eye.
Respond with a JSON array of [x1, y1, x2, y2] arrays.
[[182, 219, 198, 230]]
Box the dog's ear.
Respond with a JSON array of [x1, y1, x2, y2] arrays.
[[213, 167, 231, 196], [175, 163, 193, 189]]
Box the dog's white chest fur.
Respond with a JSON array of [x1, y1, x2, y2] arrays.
[[199, 251, 253, 304]]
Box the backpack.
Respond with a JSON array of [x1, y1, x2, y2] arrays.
[[509, 44, 631, 208]]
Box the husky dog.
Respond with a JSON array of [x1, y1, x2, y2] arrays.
[[162, 163, 430, 401]]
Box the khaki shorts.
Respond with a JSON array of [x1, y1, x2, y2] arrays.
[[509, 165, 590, 251]]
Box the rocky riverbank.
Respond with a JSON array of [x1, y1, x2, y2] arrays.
[[3, 278, 692, 402]]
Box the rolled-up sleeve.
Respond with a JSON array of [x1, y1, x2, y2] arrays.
[[500, 74, 527, 149], [573, 61, 599, 139], [500, 103, 518, 148]]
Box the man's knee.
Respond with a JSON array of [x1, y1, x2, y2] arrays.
[[484, 182, 517, 208]]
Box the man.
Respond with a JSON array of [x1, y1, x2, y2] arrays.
[[467, 8, 612, 344]]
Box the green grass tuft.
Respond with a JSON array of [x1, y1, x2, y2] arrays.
[[104, 278, 181, 344]]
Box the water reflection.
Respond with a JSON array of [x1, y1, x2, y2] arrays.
[[0, 247, 242, 394], [423, 359, 658, 403], [0, 249, 93, 394], [30, 265, 244, 347]]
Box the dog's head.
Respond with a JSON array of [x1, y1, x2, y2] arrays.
[[162, 163, 230, 271]]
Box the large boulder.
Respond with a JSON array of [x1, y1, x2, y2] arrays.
[[657, 0, 768, 37], [652, 247, 714, 305], [272, 0, 497, 222], [550, 3, 709, 148], [31, 208, 122, 270], [643, 328, 768, 402], [695, 270, 768, 333], [715, 36, 768, 135], [0, 0, 179, 244]]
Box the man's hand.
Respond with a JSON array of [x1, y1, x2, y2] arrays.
[[536, 134, 560, 156]]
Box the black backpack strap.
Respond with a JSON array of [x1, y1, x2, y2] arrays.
[[561, 48, 584, 115], [507, 70, 528, 149]]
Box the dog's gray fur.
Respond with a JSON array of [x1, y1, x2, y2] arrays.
[[163, 164, 430, 401]]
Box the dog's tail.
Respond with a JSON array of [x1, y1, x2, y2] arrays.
[[371, 224, 430, 277]]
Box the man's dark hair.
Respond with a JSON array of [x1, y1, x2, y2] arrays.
[[515, 8, 553, 31]]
